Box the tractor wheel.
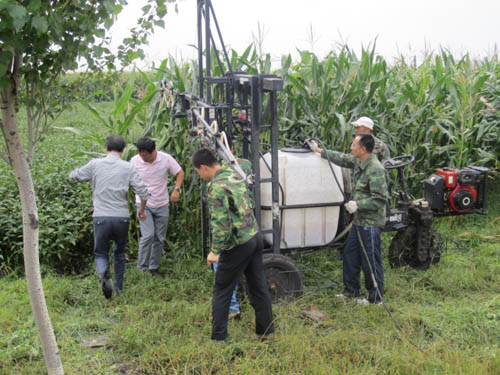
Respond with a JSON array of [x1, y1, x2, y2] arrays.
[[262, 253, 303, 303], [239, 253, 303, 304], [388, 225, 441, 270]]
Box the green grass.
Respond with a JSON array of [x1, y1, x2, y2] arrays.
[[1, 181, 499, 374]]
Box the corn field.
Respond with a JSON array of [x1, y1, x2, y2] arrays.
[[109, 45, 493, 254], [63, 45, 500, 260], [149, 45, 499, 184]]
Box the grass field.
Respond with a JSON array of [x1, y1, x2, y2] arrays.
[[1, 103, 499, 374]]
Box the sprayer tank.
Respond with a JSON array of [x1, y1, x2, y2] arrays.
[[260, 149, 344, 249]]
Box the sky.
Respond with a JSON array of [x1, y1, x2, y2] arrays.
[[110, 0, 500, 68]]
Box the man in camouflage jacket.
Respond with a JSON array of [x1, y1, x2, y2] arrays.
[[309, 134, 389, 304], [352, 116, 390, 163], [192, 148, 274, 340]]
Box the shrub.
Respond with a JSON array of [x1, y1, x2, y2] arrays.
[[0, 162, 94, 274]]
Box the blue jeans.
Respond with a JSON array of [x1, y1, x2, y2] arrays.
[[93, 217, 130, 291], [213, 262, 239, 313], [343, 225, 384, 303]]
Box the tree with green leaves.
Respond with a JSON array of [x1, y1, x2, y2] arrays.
[[0, 1, 174, 373]]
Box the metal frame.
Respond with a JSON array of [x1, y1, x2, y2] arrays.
[[193, 0, 283, 256]]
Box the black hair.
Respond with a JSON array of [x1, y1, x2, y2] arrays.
[[192, 148, 219, 168], [106, 135, 126, 152], [136, 137, 156, 153], [357, 134, 375, 153]]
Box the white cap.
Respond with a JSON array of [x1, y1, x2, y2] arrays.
[[352, 116, 374, 130]]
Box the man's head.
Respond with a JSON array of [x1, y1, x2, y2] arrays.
[[192, 148, 219, 181], [351, 134, 374, 160], [136, 137, 157, 163], [352, 116, 374, 135], [106, 135, 126, 153]]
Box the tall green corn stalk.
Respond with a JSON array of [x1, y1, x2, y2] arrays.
[[277, 47, 499, 191], [74, 46, 499, 259], [152, 46, 499, 257]]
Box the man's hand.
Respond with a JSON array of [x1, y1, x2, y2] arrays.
[[305, 138, 319, 153], [344, 200, 358, 214], [138, 208, 147, 221], [207, 251, 219, 266], [170, 189, 180, 203]]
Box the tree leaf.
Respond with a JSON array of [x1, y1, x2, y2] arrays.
[[31, 15, 48, 34]]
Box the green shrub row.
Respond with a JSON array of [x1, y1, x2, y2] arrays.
[[0, 160, 94, 274]]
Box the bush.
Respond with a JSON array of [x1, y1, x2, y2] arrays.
[[0, 159, 94, 274]]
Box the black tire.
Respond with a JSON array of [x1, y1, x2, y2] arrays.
[[239, 253, 303, 304], [388, 225, 441, 270]]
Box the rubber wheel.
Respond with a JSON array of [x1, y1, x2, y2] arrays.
[[239, 253, 303, 304], [262, 253, 303, 303], [388, 225, 441, 270]]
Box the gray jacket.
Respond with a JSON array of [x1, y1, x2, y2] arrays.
[[69, 152, 150, 217]]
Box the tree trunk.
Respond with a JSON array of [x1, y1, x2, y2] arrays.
[[1, 85, 64, 374]]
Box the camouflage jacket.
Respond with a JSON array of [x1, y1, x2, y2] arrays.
[[236, 158, 252, 177], [321, 150, 389, 227], [208, 164, 258, 253], [373, 135, 391, 163], [222, 157, 254, 203]]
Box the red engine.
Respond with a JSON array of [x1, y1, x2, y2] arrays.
[[424, 166, 488, 215]]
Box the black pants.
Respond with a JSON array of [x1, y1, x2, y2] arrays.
[[212, 233, 274, 340]]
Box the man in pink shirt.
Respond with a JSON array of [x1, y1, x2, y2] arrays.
[[131, 137, 184, 275]]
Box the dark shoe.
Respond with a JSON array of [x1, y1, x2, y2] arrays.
[[149, 269, 163, 278], [101, 268, 113, 299], [257, 332, 275, 342]]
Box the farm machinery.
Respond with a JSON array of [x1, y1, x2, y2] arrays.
[[166, 0, 489, 301], [383, 156, 488, 269]]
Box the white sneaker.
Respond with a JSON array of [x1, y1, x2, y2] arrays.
[[356, 298, 369, 306]]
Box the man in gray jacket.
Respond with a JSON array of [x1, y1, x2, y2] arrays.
[[69, 135, 150, 299]]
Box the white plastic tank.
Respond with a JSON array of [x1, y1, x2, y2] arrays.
[[260, 148, 344, 249]]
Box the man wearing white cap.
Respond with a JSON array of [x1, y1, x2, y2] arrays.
[[352, 117, 390, 163]]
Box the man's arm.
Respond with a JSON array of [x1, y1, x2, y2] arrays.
[[129, 167, 150, 220], [69, 160, 94, 181], [207, 186, 232, 265], [320, 149, 357, 169], [170, 169, 184, 203], [137, 199, 148, 221], [380, 143, 391, 163]]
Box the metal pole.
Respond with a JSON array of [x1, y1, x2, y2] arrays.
[[250, 76, 262, 230], [197, 0, 203, 98], [270, 91, 281, 254], [205, 0, 211, 107], [208, 1, 233, 74]]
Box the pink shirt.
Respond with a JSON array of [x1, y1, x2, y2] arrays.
[[130, 151, 181, 208]]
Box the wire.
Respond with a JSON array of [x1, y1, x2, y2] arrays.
[[259, 151, 288, 248], [355, 226, 424, 351], [311, 138, 348, 202], [309, 137, 424, 351]]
